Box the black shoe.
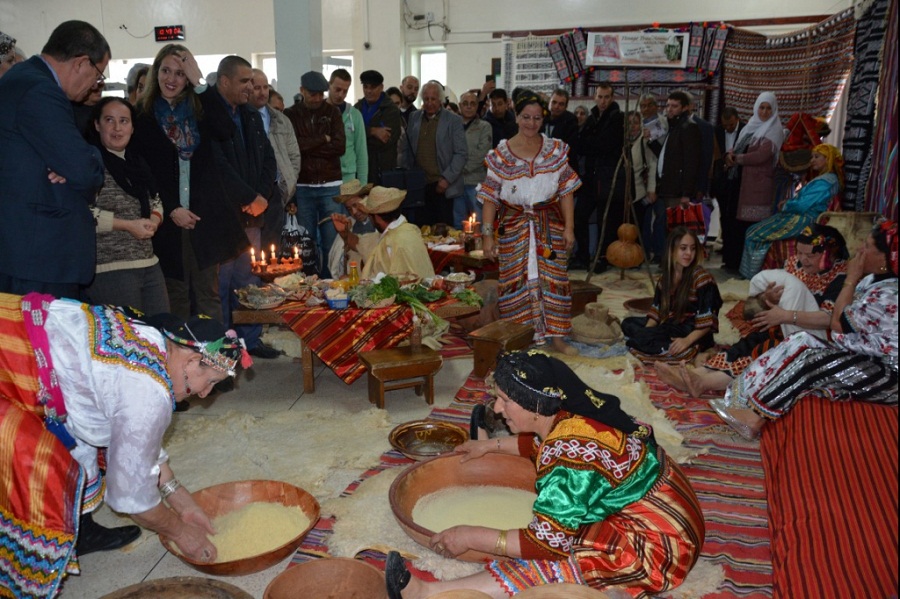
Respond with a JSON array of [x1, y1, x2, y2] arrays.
[[469, 403, 487, 441], [385, 550, 412, 599], [592, 259, 610, 274], [568, 258, 588, 271], [213, 378, 235, 394], [248, 342, 281, 359], [174, 400, 191, 412], [77, 512, 142, 556]]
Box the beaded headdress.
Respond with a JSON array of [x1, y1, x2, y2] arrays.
[[157, 315, 251, 376]]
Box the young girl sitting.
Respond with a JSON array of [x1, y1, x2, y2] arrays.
[[621, 227, 723, 362]]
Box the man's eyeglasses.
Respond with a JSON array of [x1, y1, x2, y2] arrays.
[[90, 60, 107, 86]]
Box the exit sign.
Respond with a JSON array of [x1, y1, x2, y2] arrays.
[[154, 25, 185, 42]]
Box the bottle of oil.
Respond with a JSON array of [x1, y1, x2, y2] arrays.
[[347, 261, 360, 287]]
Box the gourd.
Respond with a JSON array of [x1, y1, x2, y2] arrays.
[[606, 224, 644, 269]]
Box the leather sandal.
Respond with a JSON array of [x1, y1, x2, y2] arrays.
[[385, 550, 411, 599]]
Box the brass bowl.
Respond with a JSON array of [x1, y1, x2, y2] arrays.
[[263, 557, 386, 599], [389, 452, 536, 562], [159, 480, 320, 576], [389, 420, 469, 461]]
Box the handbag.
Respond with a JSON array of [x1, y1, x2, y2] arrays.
[[280, 211, 320, 276], [379, 167, 426, 208], [666, 202, 707, 243], [378, 128, 426, 209]]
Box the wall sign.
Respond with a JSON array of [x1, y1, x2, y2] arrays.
[[585, 31, 689, 68], [154, 25, 186, 42]]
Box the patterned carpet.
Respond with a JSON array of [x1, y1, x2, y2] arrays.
[[287, 356, 774, 598]]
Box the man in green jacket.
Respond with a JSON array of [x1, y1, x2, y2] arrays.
[[328, 68, 368, 184]]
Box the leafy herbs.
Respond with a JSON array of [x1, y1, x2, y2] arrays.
[[451, 288, 483, 307]]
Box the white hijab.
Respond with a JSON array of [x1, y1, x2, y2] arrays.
[[735, 92, 785, 158]]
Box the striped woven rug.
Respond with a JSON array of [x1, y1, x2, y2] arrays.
[[289, 365, 773, 598]]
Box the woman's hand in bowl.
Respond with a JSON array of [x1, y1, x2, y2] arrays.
[[430, 525, 479, 558], [170, 520, 218, 563]]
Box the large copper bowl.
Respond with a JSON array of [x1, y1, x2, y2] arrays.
[[159, 480, 320, 576], [389, 452, 536, 562], [263, 557, 386, 599]]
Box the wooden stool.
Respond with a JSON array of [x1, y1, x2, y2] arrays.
[[467, 321, 534, 378], [359, 347, 443, 409], [570, 280, 602, 317]]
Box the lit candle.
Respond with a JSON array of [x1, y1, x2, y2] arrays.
[[250, 247, 256, 267], [260, 250, 267, 266], [293, 246, 300, 262], [270, 244, 277, 263]]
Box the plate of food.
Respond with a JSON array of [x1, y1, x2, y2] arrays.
[[236, 285, 287, 310], [445, 271, 476, 293]]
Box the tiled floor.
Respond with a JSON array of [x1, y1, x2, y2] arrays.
[[58, 247, 742, 598]]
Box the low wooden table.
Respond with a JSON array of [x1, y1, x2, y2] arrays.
[[358, 347, 443, 409], [570, 280, 602, 317], [467, 321, 535, 378], [231, 307, 317, 393]]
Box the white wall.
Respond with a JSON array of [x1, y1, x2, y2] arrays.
[[3, 0, 850, 98]]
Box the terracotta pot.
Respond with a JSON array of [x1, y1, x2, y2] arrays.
[[159, 480, 320, 576], [389, 452, 536, 562], [263, 557, 386, 599], [623, 297, 654, 316]]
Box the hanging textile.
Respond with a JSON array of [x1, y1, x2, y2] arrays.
[[547, 28, 591, 83], [864, 0, 898, 220], [501, 35, 558, 97], [842, 0, 891, 211], [685, 23, 730, 77], [723, 11, 855, 122]]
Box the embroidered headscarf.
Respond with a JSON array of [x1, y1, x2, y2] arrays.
[[146, 313, 251, 376], [812, 143, 845, 188], [734, 91, 784, 162], [796, 223, 849, 272], [512, 88, 548, 118], [492, 350, 655, 442]]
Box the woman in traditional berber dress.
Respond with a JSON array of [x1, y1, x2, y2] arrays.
[[710, 220, 898, 440], [621, 227, 723, 362], [479, 89, 581, 355], [722, 92, 785, 272], [739, 143, 844, 278], [84, 97, 170, 314], [658, 223, 849, 396], [386, 350, 704, 599], [0, 293, 251, 596]]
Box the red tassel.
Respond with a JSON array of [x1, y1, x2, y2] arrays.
[[240, 347, 254, 369]]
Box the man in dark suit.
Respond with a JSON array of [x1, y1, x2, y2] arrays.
[[0, 20, 110, 299], [713, 107, 746, 268], [542, 88, 579, 166], [649, 91, 702, 208], [207, 55, 279, 359]]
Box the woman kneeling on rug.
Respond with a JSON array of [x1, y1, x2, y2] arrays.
[[0, 293, 250, 596], [386, 350, 705, 599], [621, 227, 723, 362], [710, 220, 898, 440]]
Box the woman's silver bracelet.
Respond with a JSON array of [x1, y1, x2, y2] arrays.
[[159, 478, 182, 500], [481, 223, 493, 236]]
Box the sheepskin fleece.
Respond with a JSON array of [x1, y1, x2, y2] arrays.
[[164, 408, 394, 501], [556, 356, 704, 465]]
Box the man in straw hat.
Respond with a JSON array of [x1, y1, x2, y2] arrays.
[[331, 185, 435, 279], [327, 179, 374, 277]]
